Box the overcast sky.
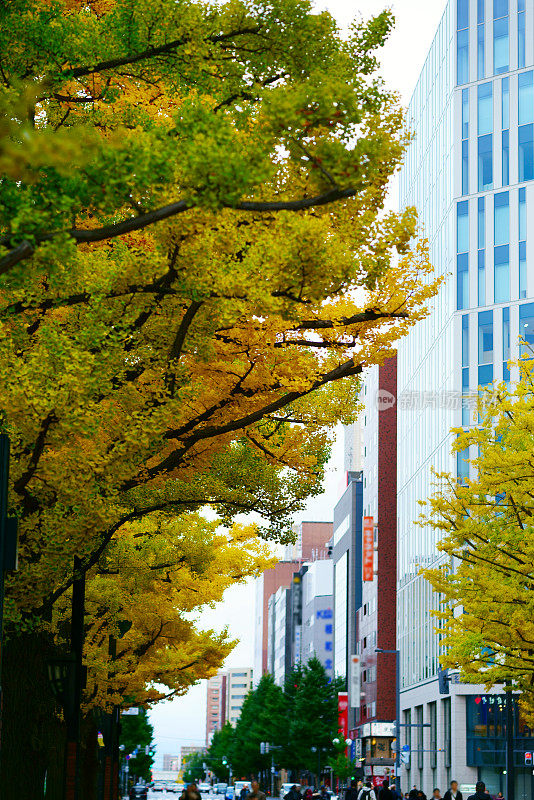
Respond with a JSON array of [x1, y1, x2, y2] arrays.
[[148, 0, 448, 769]]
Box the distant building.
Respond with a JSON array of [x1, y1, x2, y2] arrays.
[[205, 667, 253, 743], [266, 559, 334, 685], [352, 357, 398, 782], [162, 754, 180, 771], [300, 560, 334, 677], [343, 422, 364, 473], [180, 746, 206, 769], [225, 667, 253, 725], [253, 521, 333, 683], [332, 472, 364, 732], [268, 585, 292, 686], [205, 672, 227, 746]]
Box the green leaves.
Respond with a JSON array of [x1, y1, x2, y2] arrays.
[[216, 660, 344, 779]]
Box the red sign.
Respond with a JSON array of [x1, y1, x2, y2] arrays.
[[363, 516, 374, 581], [338, 692, 349, 739]]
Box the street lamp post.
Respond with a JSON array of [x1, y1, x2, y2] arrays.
[[376, 649, 400, 794]]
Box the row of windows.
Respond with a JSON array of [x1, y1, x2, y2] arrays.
[[457, 189, 527, 309], [458, 301, 534, 436], [458, 0, 525, 85], [465, 73, 534, 193]]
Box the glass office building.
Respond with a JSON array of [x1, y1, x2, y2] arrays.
[[398, 0, 534, 794]]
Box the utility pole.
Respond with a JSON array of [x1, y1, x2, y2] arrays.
[[505, 686, 515, 800], [65, 555, 86, 800]]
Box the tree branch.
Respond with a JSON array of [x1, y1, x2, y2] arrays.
[[55, 27, 262, 82], [0, 187, 360, 275]]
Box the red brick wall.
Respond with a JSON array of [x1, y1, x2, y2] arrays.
[[376, 355, 397, 720]]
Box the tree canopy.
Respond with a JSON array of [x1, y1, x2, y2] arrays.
[[207, 660, 344, 780], [422, 360, 534, 718], [1, 0, 437, 720], [120, 709, 155, 783]]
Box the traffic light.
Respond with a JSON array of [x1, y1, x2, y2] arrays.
[[260, 743, 265, 754], [222, 757, 228, 766], [525, 752, 533, 766]]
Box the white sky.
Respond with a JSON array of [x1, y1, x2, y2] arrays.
[[149, 0, 448, 768]]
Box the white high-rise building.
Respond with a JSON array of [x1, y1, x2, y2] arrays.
[[398, 0, 534, 796]]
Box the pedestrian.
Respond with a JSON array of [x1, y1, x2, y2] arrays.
[[248, 781, 267, 800], [417, 791, 427, 800], [346, 779, 360, 800], [182, 785, 202, 800], [304, 789, 313, 800], [432, 791, 442, 800], [496, 793, 504, 800], [240, 787, 249, 800], [285, 786, 302, 800], [357, 781, 377, 800], [409, 789, 419, 800], [378, 779, 395, 800], [466, 782, 492, 800], [390, 784, 403, 800], [444, 781, 463, 800]]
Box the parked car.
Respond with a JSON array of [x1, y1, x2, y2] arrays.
[[225, 788, 235, 800], [216, 784, 228, 795], [129, 784, 148, 799]]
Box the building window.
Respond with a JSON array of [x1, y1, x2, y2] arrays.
[[443, 697, 452, 768], [478, 82, 493, 135], [462, 89, 469, 195], [429, 702, 437, 771], [478, 310, 494, 387], [479, 310, 494, 365], [457, 445, 470, 483], [334, 551, 348, 678], [493, 0, 508, 74], [518, 0, 526, 69], [457, 201, 469, 311], [462, 315, 470, 425], [520, 188, 527, 299], [462, 314, 469, 367], [458, 255, 469, 308], [477, 11, 485, 79], [519, 125, 534, 182], [494, 191, 509, 245], [457, 200, 469, 250], [503, 307, 510, 381], [519, 71, 533, 126], [478, 136, 493, 190], [457, 0, 469, 85], [478, 250, 486, 306], [520, 303, 534, 356]]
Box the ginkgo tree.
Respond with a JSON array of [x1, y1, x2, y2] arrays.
[[422, 358, 534, 720], [0, 0, 438, 795]]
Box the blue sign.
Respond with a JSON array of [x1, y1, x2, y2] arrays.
[[402, 745, 410, 752], [350, 740, 357, 761]]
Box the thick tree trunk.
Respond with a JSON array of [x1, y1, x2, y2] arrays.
[[1, 632, 66, 799], [1, 632, 101, 799]]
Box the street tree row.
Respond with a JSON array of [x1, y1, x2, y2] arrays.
[[0, 0, 437, 795]]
